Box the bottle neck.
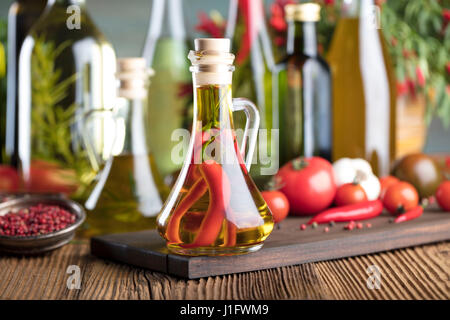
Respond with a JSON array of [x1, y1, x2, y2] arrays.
[[147, 0, 185, 39], [340, 0, 375, 18], [287, 20, 318, 57], [121, 97, 149, 156], [48, 0, 85, 6], [193, 84, 233, 127]]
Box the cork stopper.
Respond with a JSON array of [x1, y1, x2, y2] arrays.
[[285, 3, 321, 22], [188, 38, 235, 86], [194, 38, 230, 52], [116, 57, 154, 99]]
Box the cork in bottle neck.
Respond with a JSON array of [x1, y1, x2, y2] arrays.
[[188, 38, 235, 86], [116, 58, 154, 99]]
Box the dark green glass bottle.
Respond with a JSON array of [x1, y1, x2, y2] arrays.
[[277, 3, 332, 166], [4, 0, 47, 167]]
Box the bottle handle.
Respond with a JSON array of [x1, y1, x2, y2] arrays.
[[81, 109, 118, 172], [231, 98, 260, 171]]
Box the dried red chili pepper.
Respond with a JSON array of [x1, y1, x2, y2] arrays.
[[394, 206, 423, 223], [308, 200, 383, 225]]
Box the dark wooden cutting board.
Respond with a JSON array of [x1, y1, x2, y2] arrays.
[[90, 208, 450, 279]]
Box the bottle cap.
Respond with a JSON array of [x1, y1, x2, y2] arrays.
[[285, 3, 321, 22]]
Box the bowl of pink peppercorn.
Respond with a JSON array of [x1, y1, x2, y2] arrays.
[[0, 195, 85, 254]]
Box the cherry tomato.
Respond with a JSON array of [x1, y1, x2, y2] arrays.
[[334, 183, 368, 207], [436, 181, 450, 212], [383, 182, 419, 215], [276, 157, 336, 216], [0, 165, 20, 192], [379, 176, 400, 201], [261, 191, 290, 223]]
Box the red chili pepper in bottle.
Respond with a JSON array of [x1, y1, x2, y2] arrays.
[[308, 200, 383, 225], [394, 206, 423, 223], [165, 178, 207, 243], [182, 160, 231, 248]]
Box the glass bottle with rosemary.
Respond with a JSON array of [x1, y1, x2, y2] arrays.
[[277, 3, 332, 166], [17, 0, 117, 199], [81, 58, 169, 237]]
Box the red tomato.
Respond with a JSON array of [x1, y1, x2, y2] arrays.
[[379, 176, 400, 201], [383, 182, 419, 215], [436, 181, 450, 212], [0, 165, 20, 192], [334, 183, 368, 207], [276, 157, 336, 216], [261, 191, 290, 223]]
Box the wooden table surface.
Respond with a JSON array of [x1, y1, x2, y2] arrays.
[[0, 240, 448, 300]]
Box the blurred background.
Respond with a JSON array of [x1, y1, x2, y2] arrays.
[[0, 0, 448, 154]]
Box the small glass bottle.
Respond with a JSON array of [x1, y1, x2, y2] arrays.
[[277, 3, 332, 166], [82, 58, 169, 237], [157, 38, 274, 256]]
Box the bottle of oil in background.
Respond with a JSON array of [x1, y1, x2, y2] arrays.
[[277, 3, 332, 166], [327, 0, 396, 176], [82, 58, 169, 237]]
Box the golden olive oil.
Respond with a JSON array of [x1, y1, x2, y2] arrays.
[[327, 15, 396, 176]]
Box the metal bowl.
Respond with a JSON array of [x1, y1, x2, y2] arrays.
[[0, 195, 86, 255]]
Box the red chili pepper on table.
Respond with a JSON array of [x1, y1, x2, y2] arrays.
[[394, 206, 423, 223], [181, 160, 232, 248], [307, 200, 384, 225]]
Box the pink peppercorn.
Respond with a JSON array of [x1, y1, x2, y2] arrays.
[[356, 222, 363, 229], [345, 221, 355, 230], [324, 227, 330, 233], [0, 204, 76, 237], [300, 224, 307, 230], [366, 223, 372, 228]]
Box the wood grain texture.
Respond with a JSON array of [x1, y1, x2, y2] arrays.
[[0, 240, 448, 300], [91, 212, 450, 278]]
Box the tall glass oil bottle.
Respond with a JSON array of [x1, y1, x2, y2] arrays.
[[327, 0, 396, 176], [142, 0, 192, 178], [17, 0, 117, 199], [226, 0, 278, 187], [277, 3, 332, 166], [81, 58, 169, 237], [5, 0, 47, 168], [157, 39, 274, 256]]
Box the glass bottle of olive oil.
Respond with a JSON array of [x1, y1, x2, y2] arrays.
[[18, 0, 117, 199], [327, 0, 396, 176], [82, 58, 169, 237], [277, 3, 332, 167]]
